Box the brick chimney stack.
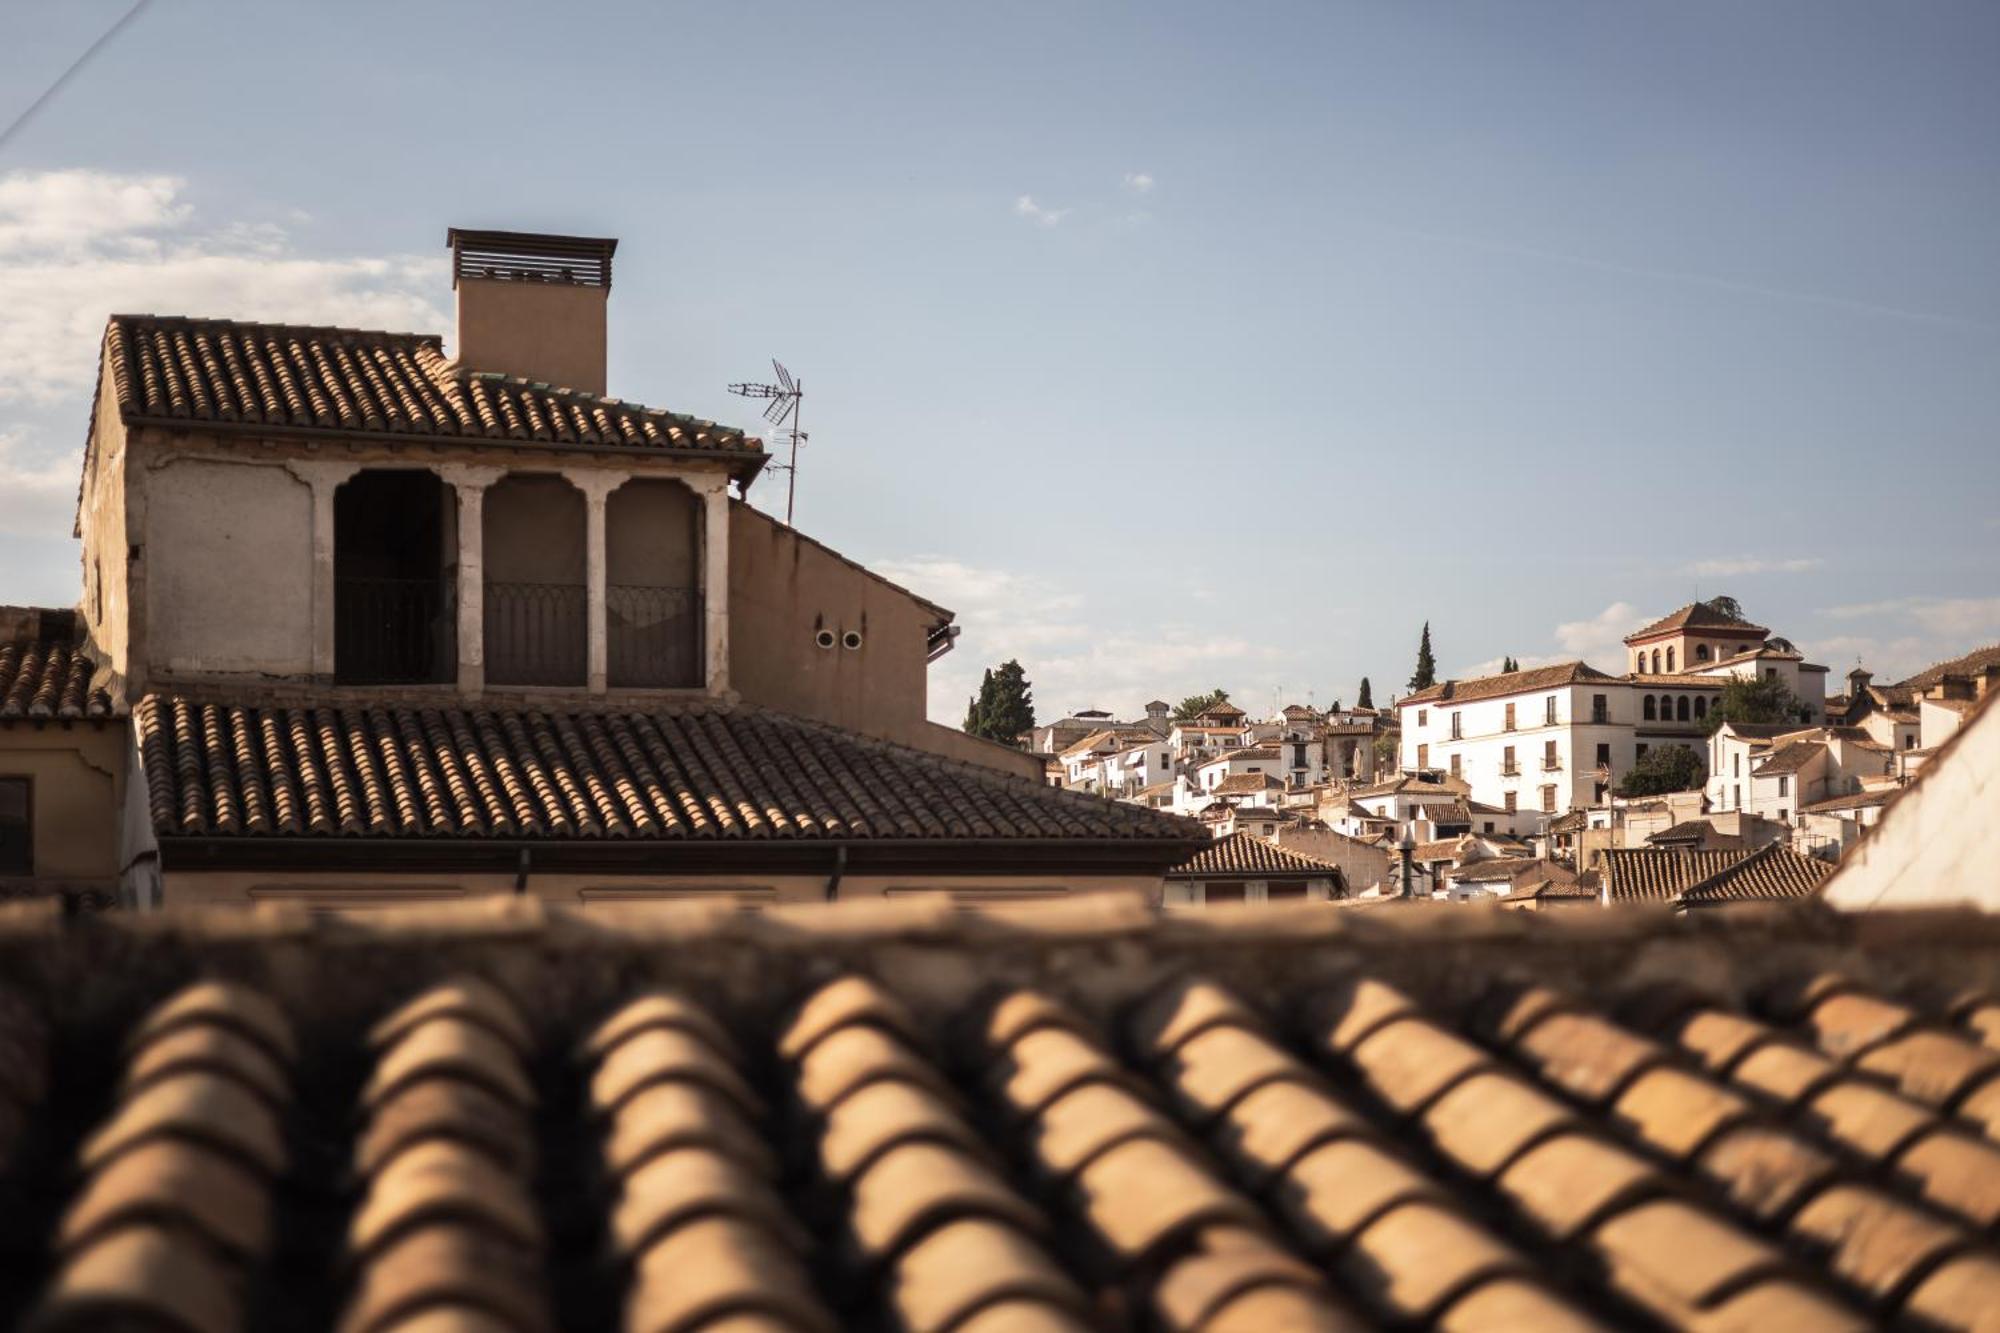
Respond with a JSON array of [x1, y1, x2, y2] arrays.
[[447, 228, 616, 396]]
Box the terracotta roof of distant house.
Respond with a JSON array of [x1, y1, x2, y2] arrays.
[[1198, 701, 1246, 719], [1322, 720, 1376, 736], [1924, 696, 1985, 716], [1348, 773, 1470, 799], [1717, 721, 1800, 741], [1500, 877, 1600, 904], [0, 634, 114, 722], [1601, 848, 1750, 903], [1408, 837, 1467, 864], [1212, 772, 1284, 796], [101, 315, 763, 478], [1453, 857, 1579, 886], [1753, 741, 1827, 776], [1823, 725, 1892, 751], [1625, 601, 1769, 643], [133, 693, 1200, 854], [1545, 808, 1589, 834], [1401, 661, 1616, 707], [1628, 672, 1727, 689], [1167, 831, 1339, 877], [1800, 788, 1896, 815], [1169, 723, 1242, 735], [1679, 843, 1833, 904], [1280, 704, 1319, 719], [1712, 645, 1804, 665], [1647, 821, 1746, 852], [1899, 643, 2000, 690]]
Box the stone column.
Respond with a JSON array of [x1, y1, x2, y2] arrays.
[[686, 471, 732, 694], [439, 465, 503, 694], [289, 461, 359, 682], [565, 472, 624, 695]]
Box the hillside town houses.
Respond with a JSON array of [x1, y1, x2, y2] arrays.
[[1072, 598, 1999, 911]]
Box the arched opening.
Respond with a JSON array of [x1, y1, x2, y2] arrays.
[[1695, 697, 1708, 720], [334, 469, 454, 684], [483, 474, 586, 686], [1666, 647, 1676, 672], [1676, 696, 1690, 722], [1650, 649, 1661, 673], [1643, 695, 1657, 721], [1696, 644, 1711, 662], [607, 479, 703, 688]]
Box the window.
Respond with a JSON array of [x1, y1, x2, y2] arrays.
[[1778, 809, 1788, 823], [1637, 744, 1650, 759], [1504, 792, 1518, 813], [1483, 822, 1496, 834], [1594, 783, 1608, 802], [1592, 694, 1609, 724], [1540, 785, 1556, 813], [1695, 697, 1707, 720], [1417, 709, 1428, 727], [1906, 734, 1917, 750], [1595, 743, 1611, 768], [1502, 745, 1517, 775], [1204, 882, 1248, 904], [1449, 753, 1461, 778], [1504, 703, 1516, 732], [1643, 695, 1657, 721], [1697, 644, 1711, 662], [1449, 712, 1462, 740], [1733, 754, 1740, 777], [1267, 881, 1309, 901], [1545, 696, 1558, 725], [1777, 776, 1789, 797], [0, 778, 29, 875], [1416, 744, 1429, 768], [1676, 696, 1690, 722], [1651, 650, 1662, 673], [1733, 784, 1741, 807], [1543, 739, 1559, 770], [1765, 668, 1778, 681]]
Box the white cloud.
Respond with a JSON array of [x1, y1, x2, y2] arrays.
[[1012, 195, 1069, 228], [1682, 555, 1823, 578], [1803, 596, 2000, 681], [0, 432, 75, 537], [1457, 653, 1564, 678], [1121, 172, 1155, 193], [870, 555, 1284, 723], [0, 169, 447, 405], [1552, 601, 1646, 668]]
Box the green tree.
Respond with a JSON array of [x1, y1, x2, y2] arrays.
[[1704, 595, 1746, 622], [1501, 656, 1519, 673], [962, 659, 1035, 745], [1704, 674, 1805, 734], [1408, 623, 1437, 692], [1172, 688, 1230, 722], [1615, 744, 1707, 797], [1356, 677, 1374, 710]]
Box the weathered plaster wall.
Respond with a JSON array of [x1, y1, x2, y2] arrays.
[[144, 456, 313, 677], [454, 277, 608, 395], [0, 724, 125, 885], [728, 503, 1039, 779], [606, 479, 700, 588], [484, 474, 586, 585], [78, 378, 132, 690]]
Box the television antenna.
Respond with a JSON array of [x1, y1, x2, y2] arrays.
[[728, 360, 806, 525]]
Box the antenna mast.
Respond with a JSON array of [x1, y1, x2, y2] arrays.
[[727, 360, 806, 525]]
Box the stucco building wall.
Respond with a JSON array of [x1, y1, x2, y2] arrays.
[[0, 723, 125, 887]]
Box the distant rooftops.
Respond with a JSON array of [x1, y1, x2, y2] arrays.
[[1624, 601, 1769, 645]]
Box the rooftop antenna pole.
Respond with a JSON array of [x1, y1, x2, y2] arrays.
[[727, 360, 806, 525]]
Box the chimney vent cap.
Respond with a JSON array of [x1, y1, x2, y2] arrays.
[[447, 227, 618, 289]]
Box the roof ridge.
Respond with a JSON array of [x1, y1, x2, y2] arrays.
[[110, 312, 444, 346]]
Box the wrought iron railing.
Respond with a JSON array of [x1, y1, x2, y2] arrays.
[[486, 581, 586, 686], [335, 577, 453, 684], [608, 585, 703, 688]]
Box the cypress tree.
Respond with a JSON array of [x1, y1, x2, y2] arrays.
[[1356, 677, 1373, 710], [1408, 623, 1437, 692], [964, 660, 1035, 746]]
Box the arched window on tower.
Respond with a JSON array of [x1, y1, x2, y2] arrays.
[[1666, 647, 1676, 672], [1643, 695, 1657, 721], [1696, 644, 1711, 662], [1651, 649, 1662, 673]]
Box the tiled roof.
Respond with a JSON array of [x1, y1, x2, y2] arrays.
[[1647, 820, 1745, 851], [133, 692, 1198, 846], [1545, 809, 1589, 834], [1452, 857, 1574, 885], [1625, 601, 1768, 643], [1718, 721, 1801, 742], [1925, 696, 1986, 716], [103, 315, 761, 472], [1753, 741, 1826, 776], [1211, 772, 1282, 796], [1348, 773, 1469, 799], [0, 635, 114, 721], [1800, 789, 1896, 815], [1679, 843, 1833, 904], [1899, 643, 2000, 690], [1627, 672, 1727, 689], [18, 899, 2000, 1330], [1601, 848, 1750, 903], [1500, 877, 1599, 903], [1408, 837, 1467, 863], [1168, 831, 1340, 877], [1400, 661, 1616, 707]]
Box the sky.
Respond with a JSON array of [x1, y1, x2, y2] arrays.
[[2, 1, 1997, 724]]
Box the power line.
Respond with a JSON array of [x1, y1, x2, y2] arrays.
[[0, 0, 155, 156]]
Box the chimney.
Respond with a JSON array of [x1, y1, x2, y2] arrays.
[[447, 228, 617, 395]]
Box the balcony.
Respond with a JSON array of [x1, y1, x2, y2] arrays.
[[486, 581, 586, 687], [608, 585, 703, 688], [1541, 758, 1563, 772], [335, 577, 453, 685], [1500, 764, 1521, 777]]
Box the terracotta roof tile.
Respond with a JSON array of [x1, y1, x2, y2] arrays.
[[1401, 660, 1617, 707], [1167, 832, 1340, 878], [0, 629, 115, 722], [137, 692, 1197, 850], [104, 315, 763, 475], [22, 901, 2000, 1327], [1625, 601, 1769, 643]]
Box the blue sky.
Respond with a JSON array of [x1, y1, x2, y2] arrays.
[[3, 1, 1996, 721]]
